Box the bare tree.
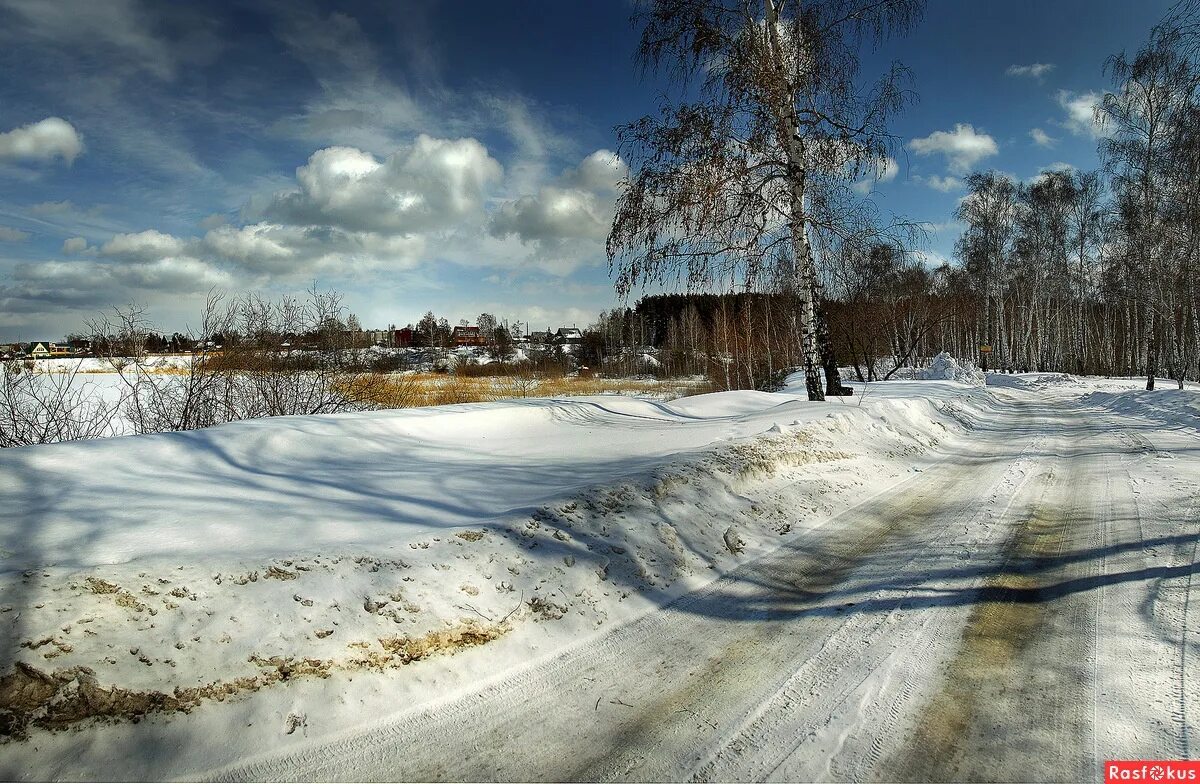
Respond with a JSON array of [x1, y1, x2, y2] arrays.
[[1098, 22, 1197, 389], [0, 360, 119, 447], [955, 172, 1019, 372], [87, 287, 387, 435], [608, 0, 924, 401]]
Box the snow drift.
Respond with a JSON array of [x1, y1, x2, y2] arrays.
[[0, 381, 1000, 778]]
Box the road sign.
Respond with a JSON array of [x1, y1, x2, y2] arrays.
[[979, 345, 993, 353]]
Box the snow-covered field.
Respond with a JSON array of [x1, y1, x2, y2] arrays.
[[0, 370, 1196, 780]]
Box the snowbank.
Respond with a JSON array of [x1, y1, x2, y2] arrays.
[[0, 382, 1001, 776], [985, 371, 1083, 390], [1081, 387, 1200, 433], [918, 352, 984, 385]]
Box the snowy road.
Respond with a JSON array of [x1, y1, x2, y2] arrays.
[[206, 390, 1200, 782]]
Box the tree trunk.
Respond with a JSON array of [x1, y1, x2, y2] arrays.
[[814, 288, 850, 395], [764, 0, 824, 402]]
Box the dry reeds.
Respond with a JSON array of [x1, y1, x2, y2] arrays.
[[345, 372, 714, 409]]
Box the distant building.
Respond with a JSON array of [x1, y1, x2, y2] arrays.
[[451, 325, 485, 346], [394, 327, 414, 347], [555, 327, 583, 345], [27, 342, 53, 358]]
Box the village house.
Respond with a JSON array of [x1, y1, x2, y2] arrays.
[[451, 325, 485, 347], [554, 327, 583, 345], [26, 342, 62, 358]]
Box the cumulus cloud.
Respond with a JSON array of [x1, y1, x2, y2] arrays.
[[490, 150, 626, 244], [204, 222, 425, 276], [1030, 127, 1056, 148], [487, 149, 627, 275], [6, 255, 234, 316], [199, 213, 228, 230], [1057, 90, 1106, 137], [1006, 63, 1056, 80], [100, 229, 188, 262], [262, 136, 503, 234], [0, 226, 31, 242], [917, 174, 965, 192], [62, 237, 88, 254], [0, 117, 83, 164], [2, 132, 626, 326], [909, 124, 998, 174]]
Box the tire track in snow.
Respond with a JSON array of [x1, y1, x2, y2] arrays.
[[889, 397, 1108, 782], [1099, 393, 1200, 763], [693, 427, 1046, 782]]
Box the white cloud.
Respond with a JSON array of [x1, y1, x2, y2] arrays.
[[10, 256, 233, 309], [0, 117, 83, 164], [263, 136, 503, 234], [1030, 127, 1056, 148], [199, 213, 228, 230], [1027, 162, 1078, 186], [62, 236, 88, 254], [909, 124, 998, 174], [491, 149, 626, 244], [0, 226, 31, 242], [0, 0, 181, 80], [100, 229, 188, 262], [204, 222, 425, 276], [1006, 63, 1056, 80], [564, 149, 628, 195], [268, 7, 428, 153], [1057, 90, 1105, 137], [1, 130, 625, 330], [917, 174, 965, 192]]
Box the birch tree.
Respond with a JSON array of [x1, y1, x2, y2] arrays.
[[1098, 24, 1196, 390], [608, 0, 924, 400], [955, 172, 1018, 372]]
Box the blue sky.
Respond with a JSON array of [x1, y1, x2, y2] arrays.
[[0, 0, 1179, 341]]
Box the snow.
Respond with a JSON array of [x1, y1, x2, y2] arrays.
[[31, 355, 191, 374], [918, 351, 985, 384], [1, 372, 1197, 779], [984, 370, 1083, 389]]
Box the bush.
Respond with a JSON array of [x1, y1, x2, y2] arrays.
[[0, 361, 118, 447]]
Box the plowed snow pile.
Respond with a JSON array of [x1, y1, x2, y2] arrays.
[[0, 379, 996, 779], [919, 351, 985, 384], [985, 371, 1085, 390]]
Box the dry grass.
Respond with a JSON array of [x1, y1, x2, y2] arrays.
[[0, 621, 505, 739], [343, 372, 714, 409]]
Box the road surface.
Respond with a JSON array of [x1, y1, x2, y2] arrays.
[[209, 391, 1199, 782]]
